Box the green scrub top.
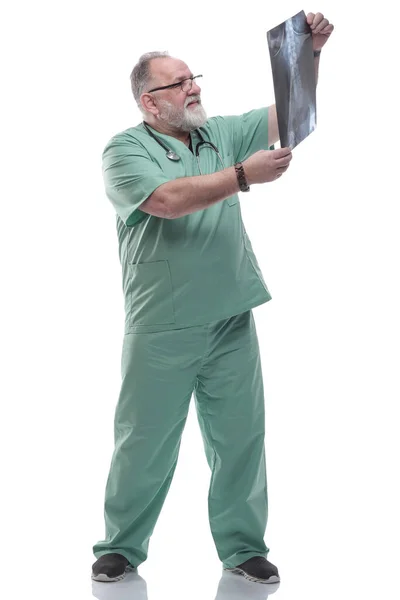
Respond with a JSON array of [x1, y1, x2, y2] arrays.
[[102, 106, 273, 333]]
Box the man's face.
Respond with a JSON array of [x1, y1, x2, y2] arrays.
[[148, 58, 207, 131]]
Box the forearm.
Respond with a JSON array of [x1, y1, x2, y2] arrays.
[[164, 168, 240, 219]]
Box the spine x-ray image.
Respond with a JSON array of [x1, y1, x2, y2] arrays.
[[267, 10, 317, 149]]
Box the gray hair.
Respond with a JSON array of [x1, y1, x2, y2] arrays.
[[130, 51, 170, 113]]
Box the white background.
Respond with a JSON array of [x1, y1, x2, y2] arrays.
[[1, 1, 399, 599]]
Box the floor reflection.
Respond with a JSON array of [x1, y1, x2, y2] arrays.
[[92, 569, 280, 599]]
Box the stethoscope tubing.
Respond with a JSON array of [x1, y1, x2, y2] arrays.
[[143, 121, 225, 174]]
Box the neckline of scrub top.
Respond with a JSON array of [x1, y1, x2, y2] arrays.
[[140, 122, 197, 154]]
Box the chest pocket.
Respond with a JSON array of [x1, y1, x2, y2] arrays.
[[223, 154, 239, 206]]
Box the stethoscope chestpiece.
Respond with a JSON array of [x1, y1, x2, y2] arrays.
[[143, 121, 221, 165], [166, 150, 180, 161], [143, 121, 182, 161]]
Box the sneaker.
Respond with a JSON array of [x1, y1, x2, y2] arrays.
[[225, 556, 280, 584], [91, 553, 135, 582]]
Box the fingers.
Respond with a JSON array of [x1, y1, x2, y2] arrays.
[[314, 17, 330, 34], [310, 12, 325, 31], [321, 23, 334, 35], [273, 163, 290, 181], [306, 12, 315, 25], [276, 166, 289, 178], [308, 12, 333, 35], [276, 158, 291, 179], [272, 146, 292, 158], [274, 151, 293, 168]]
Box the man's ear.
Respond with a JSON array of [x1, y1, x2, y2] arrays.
[[141, 93, 158, 117]]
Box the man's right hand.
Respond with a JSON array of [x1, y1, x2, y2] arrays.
[[242, 147, 293, 184]]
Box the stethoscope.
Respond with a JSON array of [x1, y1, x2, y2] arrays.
[[142, 121, 225, 175]]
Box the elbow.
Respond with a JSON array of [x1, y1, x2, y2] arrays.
[[156, 185, 175, 219], [139, 185, 174, 219], [163, 191, 176, 219], [164, 203, 173, 219]]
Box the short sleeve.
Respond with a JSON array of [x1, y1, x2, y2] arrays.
[[102, 133, 170, 227], [218, 107, 272, 164]]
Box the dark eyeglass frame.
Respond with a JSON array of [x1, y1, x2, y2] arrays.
[[147, 74, 203, 93]]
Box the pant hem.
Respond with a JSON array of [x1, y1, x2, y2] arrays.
[[93, 548, 144, 569], [222, 549, 270, 570]]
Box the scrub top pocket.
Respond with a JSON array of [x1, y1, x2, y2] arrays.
[[128, 260, 176, 326]]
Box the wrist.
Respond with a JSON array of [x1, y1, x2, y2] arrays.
[[234, 162, 250, 192]]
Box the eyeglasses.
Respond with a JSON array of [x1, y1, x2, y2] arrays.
[[147, 75, 203, 94]]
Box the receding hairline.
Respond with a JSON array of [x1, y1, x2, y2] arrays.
[[148, 56, 192, 85]]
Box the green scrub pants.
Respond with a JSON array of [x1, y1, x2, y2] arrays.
[[92, 310, 270, 569]]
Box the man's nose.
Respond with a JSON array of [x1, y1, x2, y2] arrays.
[[189, 80, 201, 94]]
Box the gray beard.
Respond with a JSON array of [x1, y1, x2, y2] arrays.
[[158, 99, 207, 131]]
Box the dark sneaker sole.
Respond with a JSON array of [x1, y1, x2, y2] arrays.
[[225, 567, 280, 584], [91, 565, 135, 583]]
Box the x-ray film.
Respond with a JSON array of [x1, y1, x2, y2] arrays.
[[267, 10, 317, 149]]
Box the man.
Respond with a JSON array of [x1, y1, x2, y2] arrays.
[[92, 11, 334, 584]]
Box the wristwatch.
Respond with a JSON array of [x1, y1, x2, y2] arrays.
[[234, 162, 250, 192], [313, 49, 321, 57]]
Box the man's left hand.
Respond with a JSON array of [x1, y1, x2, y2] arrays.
[[307, 12, 334, 51]]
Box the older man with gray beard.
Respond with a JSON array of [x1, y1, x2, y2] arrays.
[[92, 11, 333, 585]]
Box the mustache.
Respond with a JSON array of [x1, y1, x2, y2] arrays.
[[185, 96, 201, 107]]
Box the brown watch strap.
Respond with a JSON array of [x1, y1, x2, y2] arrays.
[[234, 162, 250, 192]]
